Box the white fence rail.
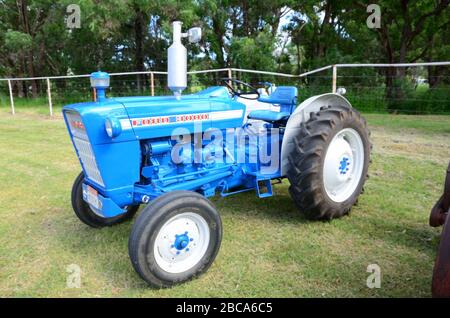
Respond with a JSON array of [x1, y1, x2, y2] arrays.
[[1, 62, 449, 116]]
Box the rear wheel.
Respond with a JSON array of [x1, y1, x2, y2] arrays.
[[71, 172, 139, 228], [128, 190, 222, 287], [287, 105, 371, 220]]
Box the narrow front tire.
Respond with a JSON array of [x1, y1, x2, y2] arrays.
[[71, 172, 139, 228], [128, 191, 222, 287]]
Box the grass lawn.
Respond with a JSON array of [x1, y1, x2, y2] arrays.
[[0, 106, 449, 297]]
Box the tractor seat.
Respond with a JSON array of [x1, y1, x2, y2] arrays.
[[247, 86, 297, 122], [247, 110, 290, 122], [257, 86, 297, 106]]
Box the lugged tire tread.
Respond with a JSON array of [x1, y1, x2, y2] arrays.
[[287, 105, 372, 220]]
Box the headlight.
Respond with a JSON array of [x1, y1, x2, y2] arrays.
[[105, 117, 122, 138]]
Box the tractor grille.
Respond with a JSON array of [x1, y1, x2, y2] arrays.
[[65, 111, 105, 187], [72, 137, 105, 187]]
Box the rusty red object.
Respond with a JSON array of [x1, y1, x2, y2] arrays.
[[430, 197, 448, 227], [430, 161, 450, 298], [430, 162, 450, 227]]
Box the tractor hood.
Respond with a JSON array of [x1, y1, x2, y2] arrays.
[[63, 86, 245, 143]]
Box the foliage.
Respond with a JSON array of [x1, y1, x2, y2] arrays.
[[4, 30, 32, 51], [0, 0, 448, 112], [388, 84, 450, 114]]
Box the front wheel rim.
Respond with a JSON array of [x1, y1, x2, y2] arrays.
[[323, 128, 365, 203], [153, 212, 210, 274]]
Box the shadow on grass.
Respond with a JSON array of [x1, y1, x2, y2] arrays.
[[348, 213, 439, 256], [53, 183, 438, 293], [210, 187, 312, 224], [52, 188, 314, 290]]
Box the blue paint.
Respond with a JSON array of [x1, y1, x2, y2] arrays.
[[90, 71, 110, 102], [174, 233, 190, 250], [105, 117, 122, 138], [248, 87, 297, 122], [63, 71, 299, 218], [339, 157, 350, 175], [248, 110, 290, 122], [257, 86, 298, 113]]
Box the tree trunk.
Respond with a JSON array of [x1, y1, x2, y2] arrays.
[[427, 38, 442, 88], [134, 8, 145, 92], [14, 81, 25, 98], [242, 0, 250, 35], [385, 67, 394, 99], [296, 44, 301, 75], [314, 1, 332, 58], [377, 20, 402, 110], [18, 0, 38, 97], [428, 66, 443, 88], [212, 18, 226, 67]]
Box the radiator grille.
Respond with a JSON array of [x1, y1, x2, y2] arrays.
[[72, 137, 105, 187], [65, 111, 104, 187]]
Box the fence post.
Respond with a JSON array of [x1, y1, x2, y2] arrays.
[[7, 79, 15, 115], [332, 65, 337, 93], [46, 78, 53, 116], [150, 72, 155, 96]]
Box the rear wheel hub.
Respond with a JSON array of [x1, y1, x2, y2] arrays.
[[323, 128, 364, 203], [174, 232, 191, 250]]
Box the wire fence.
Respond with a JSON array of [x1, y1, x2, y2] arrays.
[[0, 62, 449, 116]]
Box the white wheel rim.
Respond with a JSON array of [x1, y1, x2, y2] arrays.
[[89, 204, 103, 217], [323, 128, 365, 203], [154, 212, 210, 274]]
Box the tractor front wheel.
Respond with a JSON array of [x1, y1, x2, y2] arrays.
[[71, 172, 139, 228], [128, 190, 222, 287], [287, 105, 371, 220]]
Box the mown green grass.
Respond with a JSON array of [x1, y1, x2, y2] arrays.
[[0, 108, 448, 297]]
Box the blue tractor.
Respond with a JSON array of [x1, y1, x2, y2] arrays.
[[63, 22, 371, 287]]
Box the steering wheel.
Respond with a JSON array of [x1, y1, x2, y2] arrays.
[[258, 81, 274, 95], [220, 78, 260, 100]]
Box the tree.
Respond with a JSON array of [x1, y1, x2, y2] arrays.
[[282, 14, 306, 74], [195, 0, 294, 69], [0, 0, 68, 97], [349, 1, 450, 101], [0, 0, 448, 106]]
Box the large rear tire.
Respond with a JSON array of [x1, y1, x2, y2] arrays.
[[71, 172, 139, 228], [287, 105, 371, 220], [128, 190, 222, 287]]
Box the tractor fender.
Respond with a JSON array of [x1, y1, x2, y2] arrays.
[[280, 93, 353, 176]]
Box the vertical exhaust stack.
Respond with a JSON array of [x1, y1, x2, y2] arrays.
[[167, 21, 202, 99], [168, 22, 186, 98]]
